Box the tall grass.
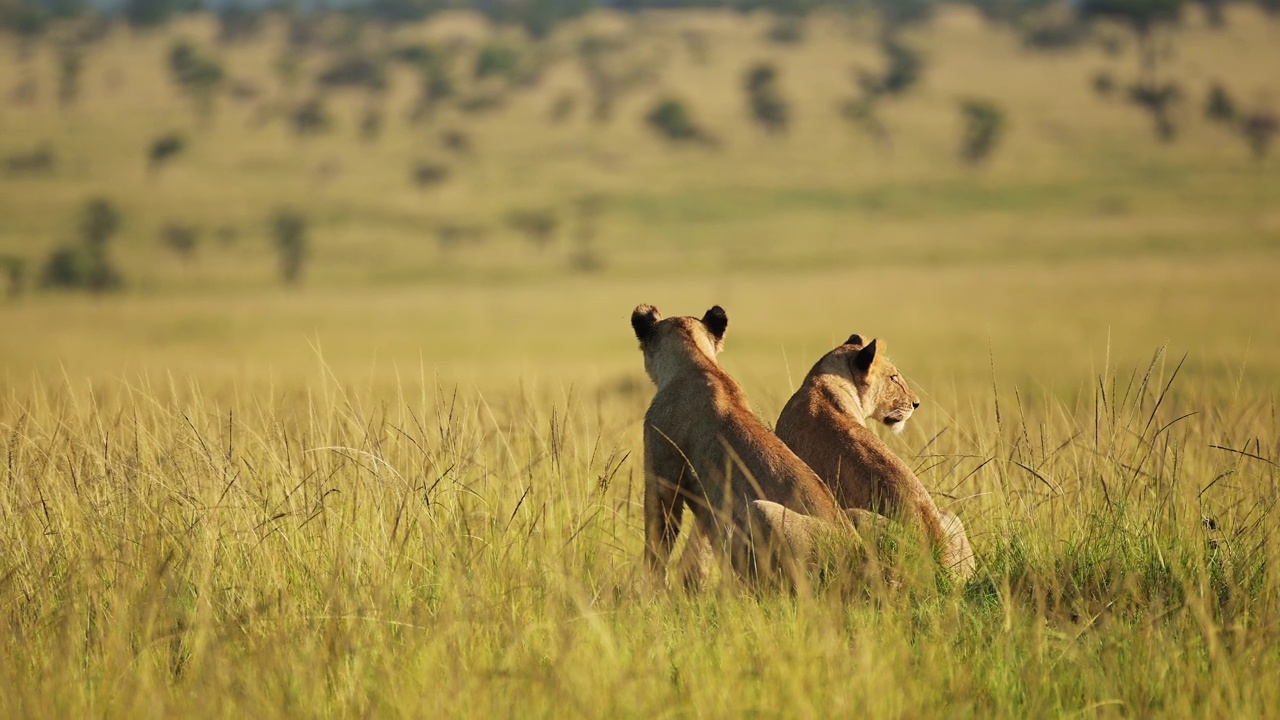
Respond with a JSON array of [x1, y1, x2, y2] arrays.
[[2, 350, 1276, 716]]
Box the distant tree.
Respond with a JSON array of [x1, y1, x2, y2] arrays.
[[1, 0, 48, 37], [570, 196, 603, 273], [1082, 0, 1184, 82], [409, 60, 454, 123], [842, 34, 923, 148], [645, 97, 713, 145], [148, 132, 186, 172], [168, 41, 224, 122], [161, 223, 199, 262], [0, 255, 26, 299], [123, 0, 177, 28], [1239, 111, 1278, 160], [389, 43, 441, 69], [42, 197, 124, 292], [577, 36, 627, 123], [839, 96, 889, 148], [275, 51, 302, 94], [218, 2, 263, 44], [434, 223, 486, 251], [1092, 70, 1116, 97], [1204, 82, 1236, 123], [366, 0, 440, 23], [317, 55, 386, 91], [869, 37, 923, 97], [270, 211, 308, 285], [474, 43, 519, 81], [411, 161, 450, 188], [876, 0, 934, 28], [57, 46, 82, 107], [505, 208, 559, 251], [1127, 80, 1182, 141], [548, 92, 576, 124], [359, 106, 383, 142], [292, 98, 331, 136], [4, 142, 55, 175], [440, 130, 471, 155], [744, 63, 789, 135], [765, 17, 805, 45], [958, 98, 1007, 163], [81, 198, 120, 254], [484, 0, 589, 40], [456, 91, 507, 115], [1083, 0, 1188, 141], [1019, 2, 1086, 50], [1194, 0, 1226, 26]]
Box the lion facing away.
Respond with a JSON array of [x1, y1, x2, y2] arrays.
[[631, 304, 855, 586], [775, 335, 975, 579]]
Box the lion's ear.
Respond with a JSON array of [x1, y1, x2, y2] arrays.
[[853, 338, 878, 373], [632, 305, 661, 342], [701, 305, 728, 342], [844, 334, 864, 347]]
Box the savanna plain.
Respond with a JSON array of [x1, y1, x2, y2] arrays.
[[2, 3, 1280, 716]]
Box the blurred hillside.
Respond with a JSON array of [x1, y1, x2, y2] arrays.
[[1, 0, 1278, 392]]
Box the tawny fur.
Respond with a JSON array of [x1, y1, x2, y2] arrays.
[[775, 336, 976, 579], [631, 304, 853, 586]]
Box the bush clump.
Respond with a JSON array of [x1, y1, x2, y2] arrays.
[[959, 98, 1007, 163], [148, 132, 186, 172], [271, 211, 308, 285], [744, 63, 789, 135], [645, 97, 714, 145], [41, 198, 125, 293]]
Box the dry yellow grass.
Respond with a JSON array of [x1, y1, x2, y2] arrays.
[[1, 5, 1279, 716]]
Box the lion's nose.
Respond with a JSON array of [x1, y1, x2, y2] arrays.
[[912, 401, 921, 409]]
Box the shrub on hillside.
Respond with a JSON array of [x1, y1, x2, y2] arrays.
[[505, 208, 559, 251], [1092, 70, 1116, 97], [317, 55, 386, 91], [41, 198, 124, 293], [440, 130, 471, 155], [1127, 81, 1182, 142], [1204, 82, 1236, 123], [218, 2, 263, 44], [959, 98, 1007, 164], [0, 255, 26, 299], [765, 17, 804, 45], [161, 223, 199, 262], [271, 211, 308, 285], [412, 161, 450, 188], [168, 41, 224, 121], [148, 132, 186, 172], [744, 63, 789, 135], [292, 98, 332, 136], [645, 97, 713, 145], [4, 143, 55, 175], [1239, 111, 1278, 160], [474, 43, 520, 81]]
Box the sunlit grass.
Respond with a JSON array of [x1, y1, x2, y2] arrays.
[[1, 349, 1276, 715]]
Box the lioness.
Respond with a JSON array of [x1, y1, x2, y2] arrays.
[[631, 304, 854, 585], [776, 335, 976, 579]]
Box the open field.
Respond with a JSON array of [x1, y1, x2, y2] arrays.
[[2, 4, 1280, 716]]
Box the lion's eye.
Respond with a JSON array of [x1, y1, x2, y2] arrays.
[[891, 375, 900, 382]]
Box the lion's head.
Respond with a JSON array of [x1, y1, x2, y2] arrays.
[[818, 334, 920, 433], [631, 304, 728, 389]]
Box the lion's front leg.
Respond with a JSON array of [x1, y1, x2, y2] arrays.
[[675, 523, 716, 591], [643, 460, 686, 585]]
